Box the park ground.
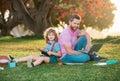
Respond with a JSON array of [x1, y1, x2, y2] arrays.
[[0, 36, 120, 81]]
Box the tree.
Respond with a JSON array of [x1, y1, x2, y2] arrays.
[[55, 0, 116, 30], [0, 0, 116, 36], [82, 0, 115, 30], [0, 0, 56, 36]]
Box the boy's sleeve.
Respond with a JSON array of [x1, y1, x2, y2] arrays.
[[54, 43, 61, 52], [45, 44, 49, 52]]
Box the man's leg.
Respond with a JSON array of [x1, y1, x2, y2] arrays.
[[62, 36, 89, 63], [74, 36, 87, 51], [74, 36, 107, 61], [61, 54, 90, 63]]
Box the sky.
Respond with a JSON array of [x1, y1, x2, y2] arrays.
[[86, 0, 120, 39], [109, 0, 120, 32]]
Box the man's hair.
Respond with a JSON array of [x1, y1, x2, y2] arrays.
[[69, 14, 81, 21]]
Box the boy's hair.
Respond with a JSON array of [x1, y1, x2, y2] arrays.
[[43, 27, 58, 43], [69, 14, 81, 21]]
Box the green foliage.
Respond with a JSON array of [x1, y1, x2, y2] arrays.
[[81, 0, 116, 30], [54, 0, 116, 30], [0, 36, 120, 81], [92, 36, 120, 44], [0, 0, 116, 36], [0, 35, 44, 43]]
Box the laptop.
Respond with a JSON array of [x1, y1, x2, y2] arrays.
[[78, 44, 103, 54]]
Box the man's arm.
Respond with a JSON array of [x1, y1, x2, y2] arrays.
[[78, 30, 91, 51], [63, 44, 82, 55]]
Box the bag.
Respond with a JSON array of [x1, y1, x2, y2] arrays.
[[0, 56, 8, 66]]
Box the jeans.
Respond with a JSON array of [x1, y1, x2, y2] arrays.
[[61, 36, 90, 63]]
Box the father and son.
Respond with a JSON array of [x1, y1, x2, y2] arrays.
[[8, 14, 107, 68]]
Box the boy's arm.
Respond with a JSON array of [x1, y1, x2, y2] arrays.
[[47, 51, 61, 57], [47, 43, 61, 57]]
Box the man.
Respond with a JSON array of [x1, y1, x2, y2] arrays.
[[58, 14, 106, 63]]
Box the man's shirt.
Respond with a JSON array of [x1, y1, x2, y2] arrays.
[[58, 26, 81, 58]]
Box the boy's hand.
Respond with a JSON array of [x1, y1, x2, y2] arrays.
[[47, 51, 53, 56]]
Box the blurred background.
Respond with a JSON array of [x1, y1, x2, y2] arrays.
[[86, 0, 120, 39], [0, 0, 120, 39]]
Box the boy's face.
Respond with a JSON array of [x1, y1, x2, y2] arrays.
[[48, 32, 55, 41], [69, 18, 80, 31]]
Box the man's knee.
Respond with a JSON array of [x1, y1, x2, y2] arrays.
[[78, 54, 90, 62], [79, 36, 86, 41]]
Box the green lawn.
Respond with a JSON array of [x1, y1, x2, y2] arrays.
[[0, 36, 120, 81]]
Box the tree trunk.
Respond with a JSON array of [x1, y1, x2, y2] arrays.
[[35, 0, 53, 34], [0, 0, 55, 36], [11, 0, 53, 35], [0, 24, 10, 36]]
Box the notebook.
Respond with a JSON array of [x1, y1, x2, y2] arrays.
[[78, 44, 103, 54], [63, 62, 84, 65]]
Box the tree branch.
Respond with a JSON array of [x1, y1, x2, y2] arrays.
[[12, 0, 36, 31]]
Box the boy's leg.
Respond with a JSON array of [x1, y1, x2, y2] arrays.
[[27, 56, 49, 68], [33, 56, 50, 66], [74, 36, 87, 51], [18, 55, 39, 62], [8, 55, 39, 63]]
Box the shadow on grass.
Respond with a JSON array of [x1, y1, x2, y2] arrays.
[[0, 35, 44, 43]]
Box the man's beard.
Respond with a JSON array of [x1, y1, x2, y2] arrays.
[[70, 25, 78, 31]]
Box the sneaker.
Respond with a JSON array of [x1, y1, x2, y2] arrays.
[[91, 55, 107, 61], [27, 58, 32, 68], [90, 53, 107, 61], [8, 55, 15, 62]]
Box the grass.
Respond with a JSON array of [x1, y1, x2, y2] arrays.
[[0, 36, 120, 81]]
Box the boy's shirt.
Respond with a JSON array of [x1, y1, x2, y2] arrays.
[[45, 41, 60, 53]]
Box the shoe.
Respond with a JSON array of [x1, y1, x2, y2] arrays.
[[91, 55, 107, 61], [90, 53, 107, 61], [8, 55, 15, 62], [27, 58, 32, 68]]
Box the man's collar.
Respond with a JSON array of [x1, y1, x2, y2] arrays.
[[68, 26, 74, 36]]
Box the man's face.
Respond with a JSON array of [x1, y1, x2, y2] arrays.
[[69, 18, 80, 31]]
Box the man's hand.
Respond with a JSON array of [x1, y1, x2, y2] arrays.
[[85, 43, 91, 51]]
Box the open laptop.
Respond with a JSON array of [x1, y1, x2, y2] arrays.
[[78, 44, 103, 54]]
